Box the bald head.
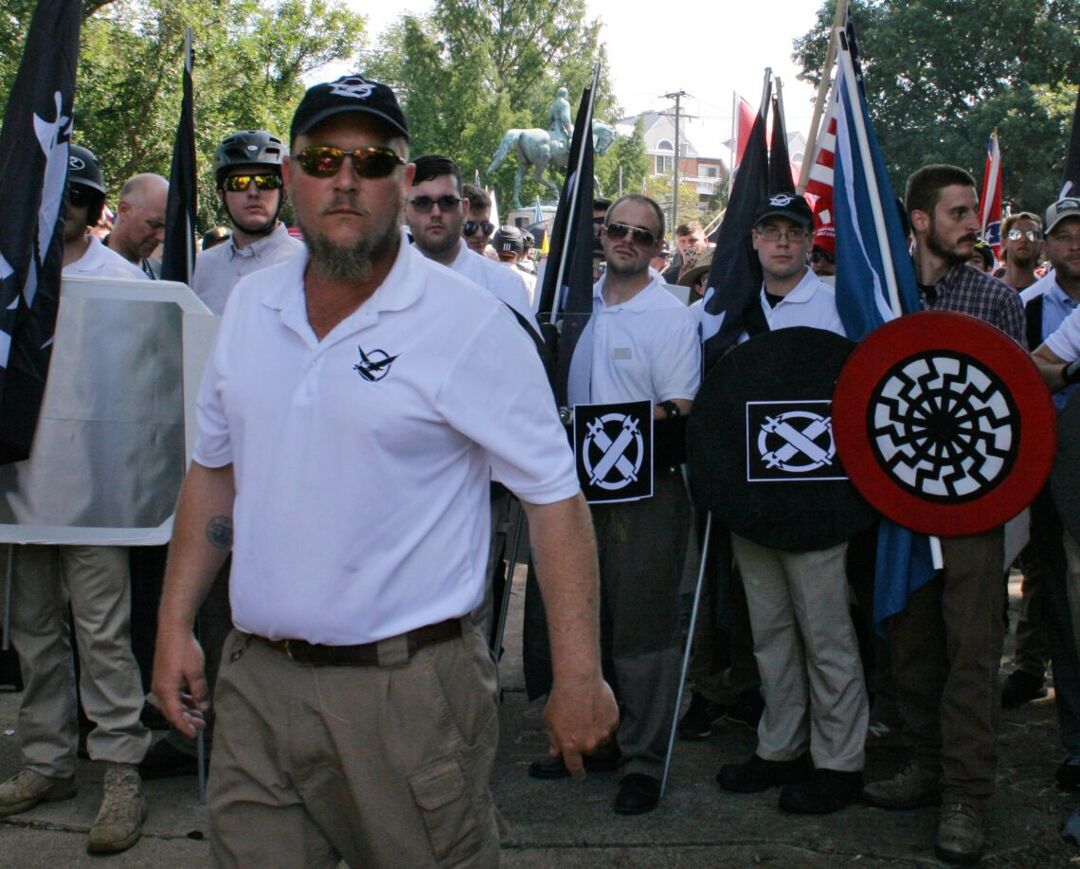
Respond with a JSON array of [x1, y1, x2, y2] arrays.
[[109, 173, 168, 264]]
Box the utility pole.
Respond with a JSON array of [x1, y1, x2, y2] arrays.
[[661, 90, 690, 238]]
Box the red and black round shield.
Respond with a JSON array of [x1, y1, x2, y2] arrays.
[[686, 327, 876, 552], [833, 311, 1056, 537]]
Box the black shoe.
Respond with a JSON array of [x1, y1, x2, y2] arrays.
[[724, 690, 765, 730], [528, 743, 621, 780], [1057, 759, 1080, 792], [1001, 670, 1047, 709], [139, 739, 199, 780], [678, 692, 725, 741], [779, 768, 863, 814], [613, 773, 660, 815], [717, 753, 812, 794]]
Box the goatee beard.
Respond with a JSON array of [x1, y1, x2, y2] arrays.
[[301, 215, 400, 282]]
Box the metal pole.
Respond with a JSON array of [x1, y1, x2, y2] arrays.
[[661, 511, 713, 797], [197, 729, 207, 805], [661, 91, 689, 234]]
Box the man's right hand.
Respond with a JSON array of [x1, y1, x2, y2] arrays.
[[151, 629, 210, 738], [543, 674, 619, 779]]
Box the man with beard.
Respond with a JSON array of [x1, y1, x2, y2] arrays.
[[151, 74, 617, 866], [405, 155, 537, 334], [1001, 211, 1043, 291], [192, 130, 302, 314], [863, 164, 1025, 865]]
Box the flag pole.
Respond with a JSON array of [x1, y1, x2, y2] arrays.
[[547, 63, 601, 326], [798, 0, 848, 193]]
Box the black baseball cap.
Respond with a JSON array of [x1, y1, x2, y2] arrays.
[[752, 193, 813, 230], [290, 74, 409, 144]]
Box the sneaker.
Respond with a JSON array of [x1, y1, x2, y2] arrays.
[[779, 768, 863, 814], [717, 753, 812, 794], [1001, 669, 1047, 709], [87, 763, 146, 855], [678, 692, 725, 740], [863, 762, 941, 809], [935, 801, 985, 864], [0, 768, 77, 817]]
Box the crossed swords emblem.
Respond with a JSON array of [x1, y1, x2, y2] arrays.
[[757, 410, 836, 473], [583, 412, 645, 490]]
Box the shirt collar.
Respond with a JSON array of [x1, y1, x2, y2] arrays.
[[594, 272, 663, 312], [229, 222, 287, 261], [761, 267, 817, 304]]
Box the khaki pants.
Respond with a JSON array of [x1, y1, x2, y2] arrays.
[[208, 623, 500, 868], [6, 544, 149, 778], [732, 535, 868, 771]]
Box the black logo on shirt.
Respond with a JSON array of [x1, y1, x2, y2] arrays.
[[353, 344, 399, 382]]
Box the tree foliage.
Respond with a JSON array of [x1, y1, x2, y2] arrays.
[[793, 0, 1080, 213], [360, 0, 640, 214], [1, 0, 365, 232]]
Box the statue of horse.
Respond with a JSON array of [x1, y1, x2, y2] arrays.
[[487, 120, 616, 209]]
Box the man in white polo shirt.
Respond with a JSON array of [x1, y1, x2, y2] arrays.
[[151, 74, 617, 867], [529, 194, 699, 816]]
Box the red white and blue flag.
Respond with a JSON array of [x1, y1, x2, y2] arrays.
[[978, 130, 1003, 258]]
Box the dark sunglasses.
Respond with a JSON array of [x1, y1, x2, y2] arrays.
[[604, 222, 656, 246], [292, 145, 404, 179], [408, 194, 461, 213], [223, 173, 282, 192], [811, 249, 835, 264], [66, 184, 93, 208], [463, 220, 495, 238]]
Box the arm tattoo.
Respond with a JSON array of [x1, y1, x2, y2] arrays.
[[206, 516, 233, 550]]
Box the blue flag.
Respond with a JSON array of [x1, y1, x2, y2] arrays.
[[831, 22, 934, 627]]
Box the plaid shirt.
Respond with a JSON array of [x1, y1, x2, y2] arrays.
[[917, 263, 1027, 348]]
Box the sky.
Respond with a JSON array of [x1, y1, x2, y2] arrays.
[[325, 0, 826, 160]]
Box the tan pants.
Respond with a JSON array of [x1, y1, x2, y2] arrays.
[[209, 623, 500, 868], [6, 544, 150, 778], [732, 535, 868, 771]]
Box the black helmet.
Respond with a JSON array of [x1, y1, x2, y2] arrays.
[[213, 130, 286, 187], [493, 225, 524, 256], [68, 145, 105, 194]]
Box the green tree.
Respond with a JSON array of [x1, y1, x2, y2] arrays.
[[595, 116, 648, 200], [793, 0, 1080, 212]]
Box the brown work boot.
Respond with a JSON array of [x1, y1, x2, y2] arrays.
[[0, 768, 77, 817], [935, 801, 985, 864], [863, 762, 941, 809], [87, 763, 146, 854]]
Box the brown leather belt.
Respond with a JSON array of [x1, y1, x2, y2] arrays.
[[254, 617, 462, 666]]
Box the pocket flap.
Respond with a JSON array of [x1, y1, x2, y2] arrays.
[[409, 759, 465, 811]]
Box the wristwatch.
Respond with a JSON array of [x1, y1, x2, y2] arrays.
[[659, 400, 680, 419]]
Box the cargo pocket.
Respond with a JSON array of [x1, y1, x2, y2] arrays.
[[408, 758, 483, 866]]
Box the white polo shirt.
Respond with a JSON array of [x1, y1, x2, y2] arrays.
[[192, 223, 303, 314], [194, 240, 578, 645], [64, 235, 146, 280], [448, 242, 540, 335], [1041, 276, 1080, 364], [577, 275, 701, 405], [738, 267, 846, 341]]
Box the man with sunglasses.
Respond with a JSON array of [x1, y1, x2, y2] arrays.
[[192, 130, 303, 315], [404, 155, 537, 334], [462, 182, 497, 257], [536, 194, 699, 816], [152, 74, 617, 866], [1001, 211, 1043, 291], [0, 145, 152, 856]]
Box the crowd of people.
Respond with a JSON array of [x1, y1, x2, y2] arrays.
[[0, 71, 1078, 867]]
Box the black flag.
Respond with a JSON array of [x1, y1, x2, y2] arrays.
[[536, 70, 600, 407], [699, 71, 771, 372], [161, 29, 197, 285], [1061, 85, 1080, 199], [0, 0, 81, 463], [769, 89, 796, 196]]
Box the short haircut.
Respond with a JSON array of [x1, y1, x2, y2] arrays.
[[462, 183, 490, 211], [411, 154, 462, 193], [1002, 211, 1042, 236], [606, 194, 665, 239], [904, 164, 976, 219], [118, 172, 168, 206], [675, 220, 704, 237]]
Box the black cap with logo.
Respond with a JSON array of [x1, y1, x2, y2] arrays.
[[291, 75, 409, 144], [752, 193, 813, 230]]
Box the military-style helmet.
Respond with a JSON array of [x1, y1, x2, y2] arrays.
[[67, 145, 105, 194], [213, 130, 286, 187], [493, 225, 524, 256]]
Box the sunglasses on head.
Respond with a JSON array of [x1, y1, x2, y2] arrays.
[[408, 194, 461, 213], [292, 145, 404, 179], [223, 173, 283, 192], [604, 222, 656, 246], [463, 220, 495, 238], [66, 184, 93, 208]]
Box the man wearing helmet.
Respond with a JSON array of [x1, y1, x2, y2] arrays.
[[192, 130, 303, 314]]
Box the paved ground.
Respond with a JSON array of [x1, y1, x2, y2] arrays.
[[1, 572, 1077, 867]]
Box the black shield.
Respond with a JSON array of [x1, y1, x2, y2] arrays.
[[573, 400, 653, 503]]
